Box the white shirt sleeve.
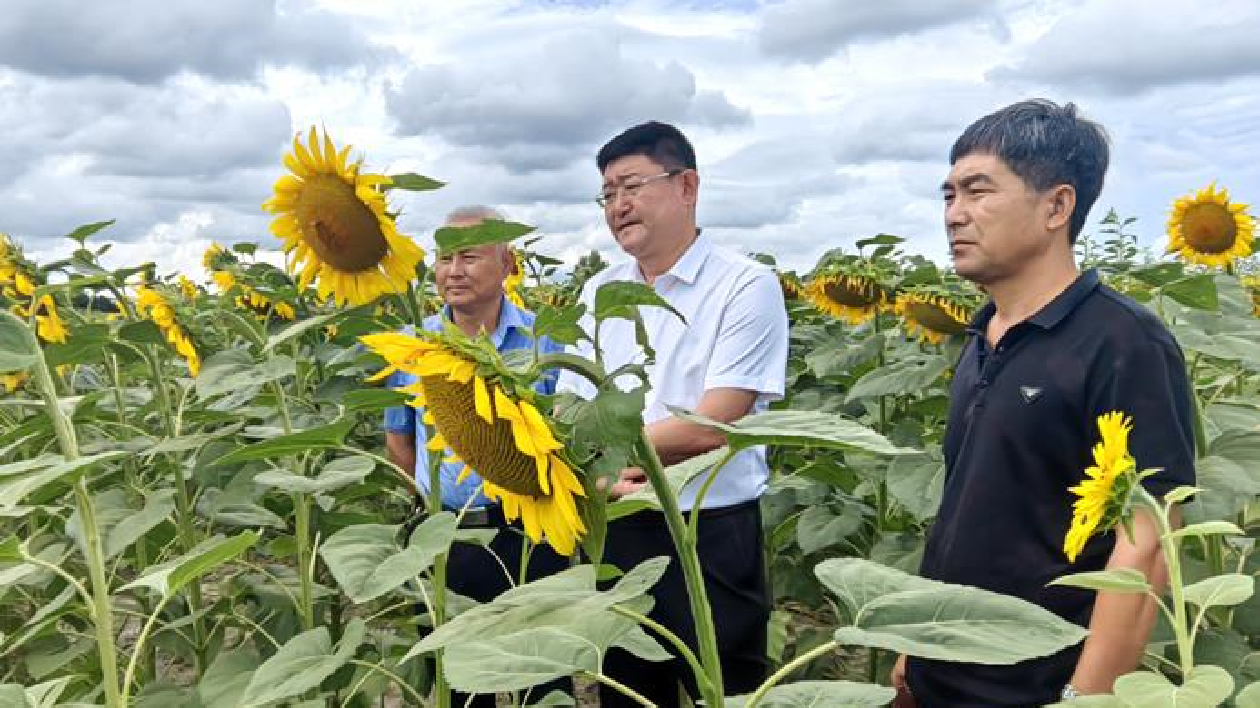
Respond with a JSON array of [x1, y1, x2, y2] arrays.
[[704, 269, 788, 400]]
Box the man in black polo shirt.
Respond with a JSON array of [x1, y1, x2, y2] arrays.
[[891, 100, 1196, 706]]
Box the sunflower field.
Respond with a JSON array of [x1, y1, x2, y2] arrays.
[[1, 130, 1258, 708]]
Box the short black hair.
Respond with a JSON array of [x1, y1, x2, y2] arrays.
[[596, 121, 697, 174], [950, 99, 1110, 244]]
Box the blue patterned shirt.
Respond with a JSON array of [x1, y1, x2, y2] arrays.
[[383, 296, 561, 510]]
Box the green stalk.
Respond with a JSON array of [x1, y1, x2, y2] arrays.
[[1136, 486, 1193, 679], [632, 433, 724, 705], [425, 427, 450, 708], [271, 381, 314, 630], [32, 349, 122, 707], [744, 640, 839, 707]]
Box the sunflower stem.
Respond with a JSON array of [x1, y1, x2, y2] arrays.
[[271, 380, 315, 632], [31, 342, 123, 708], [744, 639, 839, 707], [1135, 485, 1194, 680], [632, 433, 725, 704], [424, 424, 451, 708]]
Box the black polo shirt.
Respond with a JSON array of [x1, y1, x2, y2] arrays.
[[906, 269, 1196, 707]]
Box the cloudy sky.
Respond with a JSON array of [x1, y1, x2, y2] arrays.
[[3, 0, 1258, 279]]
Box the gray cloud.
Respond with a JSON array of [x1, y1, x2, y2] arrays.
[[759, 0, 999, 62], [386, 28, 752, 174], [0, 0, 385, 84], [829, 83, 1005, 165], [991, 0, 1260, 94]]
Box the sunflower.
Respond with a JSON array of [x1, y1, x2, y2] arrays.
[[778, 271, 805, 301], [135, 285, 201, 377], [1, 243, 69, 346], [1166, 182, 1255, 268], [1064, 412, 1137, 562], [263, 127, 424, 307], [235, 285, 296, 321], [178, 276, 198, 301], [203, 242, 236, 272], [1243, 275, 1260, 317], [361, 330, 586, 555], [895, 290, 971, 345], [806, 272, 884, 325], [2, 371, 26, 393], [504, 248, 526, 308], [211, 270, 236, 293]]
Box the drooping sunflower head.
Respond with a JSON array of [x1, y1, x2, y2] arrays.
[[1166, 182, 1255, 268], [235, 285, 296, 322], [1064, 411, 1138, 562], [263, 127, 424, 307], [1243, 274, 1260, 317], [361, 328, 586, 555], [203, 242, 237, 273], [778, 271, 805, 301], [504, 248, 526, 308], [895, 287, 972, 345], [134, 284, 201, 377]]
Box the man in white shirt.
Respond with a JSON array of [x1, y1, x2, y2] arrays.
[[556, 121, 789, 705]]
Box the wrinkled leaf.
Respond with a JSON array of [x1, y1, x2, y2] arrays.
[[1113, 664, 1233, 708], [121, 532, 258, 598], [1048, 568, 1151, 594], [671, 408, 912, 456], [726, 680, 895, 707], [320, 514, 455, 604]]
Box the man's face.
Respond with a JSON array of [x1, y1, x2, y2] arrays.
[[942, 152, 1053, 285], [601, 155, 691, 261], [434, 234, 513, 310]]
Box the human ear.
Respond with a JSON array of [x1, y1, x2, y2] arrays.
[[1047, 185, 1076, 232]]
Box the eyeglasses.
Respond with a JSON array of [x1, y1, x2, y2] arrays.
[[595, 169, 683, 208]]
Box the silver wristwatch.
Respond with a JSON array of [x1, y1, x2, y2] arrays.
[[1061, 684, 1080, 701]]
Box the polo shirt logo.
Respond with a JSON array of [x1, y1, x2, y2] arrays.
[[1020, 385, 1043, 404]]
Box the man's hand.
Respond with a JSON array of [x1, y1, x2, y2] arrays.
[[598, 467, 648, 499], [890, 655, 916, 707]]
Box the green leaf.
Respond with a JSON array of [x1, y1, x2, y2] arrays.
[[796, 504, 865, 555], [387, 172, 445, 191], [593, 281, 684, 324], [1130, 262, 1185, 287], [1113, 664, 1233, 708], [1167, 521, 1243, 540], [263, 311, 346, 353], [1162, 274, 1219, 310], [104, 489, 176, 560], [195, 350, 295, 400], [435, 219, 535, 254], [212, 419, 355, 466], [818, 558, 1087, 664], [885, 452, 944, 521], [342, 388, 409, 413], [845, 354, 949, 402], [443, 627, 604, 693], [533, 302, 587, 346], [194, 647, 259, 708], [1183, 574, 1254, 609], [254, 456, 374, 494], [44, 324, 110, 367], [1163, 486, 1203, 505], [117, 319, 167, 346], [726, 680, 896, 707], [319, 514, 455, 604], [621, 447, 730, 513], [0, 451, 128, 509], [120, 531, 258, 598], [64, 219, 116, 243], [670, 409, 912, 456], [1236, 681, 1260, 708], [0, 310, 39, 374], [240, 619, 365, 707], [613, 625, 672, 663], [856, 233, 905, 249], [1048, 569, 1151, 594]]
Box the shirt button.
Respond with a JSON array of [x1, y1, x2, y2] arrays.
[[978, 379, 990, 388]]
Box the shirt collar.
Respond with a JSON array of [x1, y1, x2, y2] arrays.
[[966, 268, 1101, 335], [658, 229, 711, 285], [442, 293, 528, 348]]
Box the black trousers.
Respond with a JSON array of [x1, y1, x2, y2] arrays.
[[598, 499, 770, 707], [411, 505, 573, 707]]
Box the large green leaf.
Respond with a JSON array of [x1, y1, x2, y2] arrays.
[[1048, 568, 1151, 594], [319, 514, 455, 604], [818, 558, 1086, 664], [435, 219, 535, 254], [194, 648, 259, 708], [194, 350, 294, 400], [620, 447, 731, 514], [1183, 574, 1254, 609], [262, 311, 346, 353], [1113, 664, 1233, 708], [254, 456, 374, 495], [0, 451, 127, 509], [403, 557, 668, 665], [120, 532, 258, 598], [66, 488, 176, 561], [240, 619, 365, 707], [211, 419, 355, 466], [387, 172, 445, 191], [845, 354, 949, 401], [444, 622, 627, 693], [43, 324, 110, 367], [0, 310, 39, 374], [593, 281, 684, 324], [795, 503, 865, 555], [1236, 681, 1260, 708], [726, 681, 895, 707], [884, 452, 944, 521], [671, 409, 912, 456], [1162, 274, 1219, 311]]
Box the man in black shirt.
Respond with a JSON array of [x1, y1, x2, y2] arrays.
[[891, 100, 1196, 706]]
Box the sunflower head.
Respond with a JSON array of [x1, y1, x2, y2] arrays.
[[203, 242, 238, 273], [361, 327, 586, 555], [1243, 274, 1260, 317], [1166, 182, 1255, 268], [504, 248, 526, 308], [264, 127, 424, 307], [134, 284, 201, 377], [1064, 412, 1139, 562], [778, 271, 805, 301], [895, 287, 973, 345]]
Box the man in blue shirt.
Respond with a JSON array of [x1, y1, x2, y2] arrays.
[[383, 205, 569, 707]]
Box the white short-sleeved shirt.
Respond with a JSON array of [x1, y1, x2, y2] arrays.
[[556, 231, 789, 510]]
